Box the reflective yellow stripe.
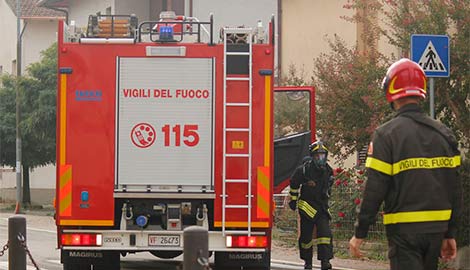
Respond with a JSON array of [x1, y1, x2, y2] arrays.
[[291, 196, 298, 200], [311, 145, 328, 152], [59, 219, 114, 226], [366, 157, 392, 175], [383, 209, 452, 225], [316, 237, 331, 245], [214, 221, 270, 228], [298, 200, 317, 218], [393, 156, 461, 174], [264, 75, 271, 167], [59, 165, 72, 217], [60, 74, 67, 166], [290, 188, 299, 193], [256, 167, 270, 218], [301, 240, 314, 249], [367, 156, 460, 176]]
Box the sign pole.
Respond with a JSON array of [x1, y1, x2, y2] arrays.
[[411, 34, 449, 120], [429, 77, 435, 119], [16, 0, 23, 214]]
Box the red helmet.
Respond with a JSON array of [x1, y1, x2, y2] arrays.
[[382, 58, 427, 103]]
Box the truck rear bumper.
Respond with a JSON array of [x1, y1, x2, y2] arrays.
[[61, 229, 267, 252]]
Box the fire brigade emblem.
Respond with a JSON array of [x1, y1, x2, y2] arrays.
[[131, 123, 156, 148]]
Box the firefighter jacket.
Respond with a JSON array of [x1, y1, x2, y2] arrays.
[[355, 103, 462, 239], [290, 158, 334, 220]]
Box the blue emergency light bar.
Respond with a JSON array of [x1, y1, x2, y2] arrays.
[[159, 26, 174, 41]]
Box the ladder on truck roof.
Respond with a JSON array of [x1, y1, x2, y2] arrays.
[[222, 27, 253, 236]]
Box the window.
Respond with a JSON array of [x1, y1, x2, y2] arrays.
[[274, 90, 311, 139], [106, 6, 111, 15]]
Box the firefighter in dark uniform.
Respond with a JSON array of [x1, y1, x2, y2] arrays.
[[349, 58, 462, 270], [289, 141, 334, 270]]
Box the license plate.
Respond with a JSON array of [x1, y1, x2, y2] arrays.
[[148, 235, 181, 247]]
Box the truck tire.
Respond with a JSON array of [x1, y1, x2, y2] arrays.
[[150, 250, 182, 259], [93, 261, 120, 270], [63, 263, 91, 270], [214, 251, 270, 270], [93, 251, 120, 270]]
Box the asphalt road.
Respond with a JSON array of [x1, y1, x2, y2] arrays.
[[0, 213, 313, 270]]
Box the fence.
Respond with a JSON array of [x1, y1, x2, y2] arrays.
[[274, 191, 388, 260]]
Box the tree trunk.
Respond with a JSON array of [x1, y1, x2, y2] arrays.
[[22, 165, 31, 207]]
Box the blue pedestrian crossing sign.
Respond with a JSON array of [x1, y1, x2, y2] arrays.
[[411, 34, 449, 77]]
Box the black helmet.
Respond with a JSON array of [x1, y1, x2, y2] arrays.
[[308, 141, 328, 168]]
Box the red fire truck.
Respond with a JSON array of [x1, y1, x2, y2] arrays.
[[55, 12, 315, 270]]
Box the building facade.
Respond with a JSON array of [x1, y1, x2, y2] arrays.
[[0, 0, 63, 205], [1, 0, 399, 204]]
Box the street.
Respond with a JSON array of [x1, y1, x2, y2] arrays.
[[0, 213, 313, 270]]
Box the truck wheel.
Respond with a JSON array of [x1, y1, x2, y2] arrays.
[[214, 251, 270, 270], [150, 250, 182, 259], [93, 261, 120, 270], [63, 263, 91, 270], [93, 251, 120, 270]]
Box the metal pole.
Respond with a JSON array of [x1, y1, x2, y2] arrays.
[[8, 216, 26, 270], [15, 0, 22, 213], [183, 226, 209, 270], [429, 77, 435, 119]]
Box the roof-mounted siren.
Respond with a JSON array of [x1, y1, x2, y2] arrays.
[[138, 13, 213, 44], [84, 14, 138, 41]]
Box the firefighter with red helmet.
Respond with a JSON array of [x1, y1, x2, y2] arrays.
[[289, 140, 334, 270], [349, 58, 462, 270]]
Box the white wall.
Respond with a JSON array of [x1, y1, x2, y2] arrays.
[[115, 0, 150, 21], [193, 0, 278, 72], [282, 0, 356, 80], [22, 19, 59, 70], [378, 4, 401, 58], [0, 165, 55, 204], [0, 0, 19, 75], [0, 166, 54, 189], [193, 0, 277, 41]]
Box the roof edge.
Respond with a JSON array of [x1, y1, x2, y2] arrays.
[[21, 16, 66, 20], [37, 0, 68, 8]]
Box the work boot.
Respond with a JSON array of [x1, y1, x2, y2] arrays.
[[321, 260, 332, 270], [304, 259, 313, 270]]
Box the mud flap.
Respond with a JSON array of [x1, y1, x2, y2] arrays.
[[214, 251, 270, 269], [61, 249, 119, 267]]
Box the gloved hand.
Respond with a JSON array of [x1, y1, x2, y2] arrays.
[[289, 200, 297, 211]]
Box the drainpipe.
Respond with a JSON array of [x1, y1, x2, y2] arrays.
[[277, 0, 282, 85]]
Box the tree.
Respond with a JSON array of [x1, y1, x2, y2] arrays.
[[313, 35, 390, 161], [312, 0, 470, 249], [313, 0, 470, 160], [0, 43, 57, 205], [380, 0, 470, 155]]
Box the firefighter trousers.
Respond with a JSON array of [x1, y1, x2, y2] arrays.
[[387, 232, 445, 270], [298, 213, 333, 262]]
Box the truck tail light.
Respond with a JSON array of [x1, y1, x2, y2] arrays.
[[61, 233, 102, 246], [226, 235, 267, 248]]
